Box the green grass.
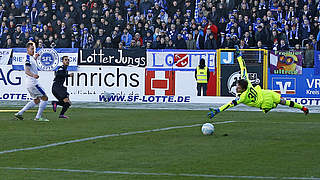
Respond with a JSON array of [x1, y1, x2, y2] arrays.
[[0, 107, 319, 180]]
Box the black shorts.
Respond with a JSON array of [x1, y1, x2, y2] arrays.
[[52, 86, 69, 101]]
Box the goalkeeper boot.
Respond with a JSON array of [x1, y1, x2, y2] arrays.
[[302, 106, 309, 115]]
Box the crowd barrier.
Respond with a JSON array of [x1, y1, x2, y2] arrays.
[[0, 48, 319, 105]]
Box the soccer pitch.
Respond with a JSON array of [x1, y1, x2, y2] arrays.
[[0, 108, 319, 179]]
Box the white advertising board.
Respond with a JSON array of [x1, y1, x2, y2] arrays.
[[0, 49, 12, 65], [147, 49, 216, 70], [0, 65, 221, 103], [0, 65, 145, 102]]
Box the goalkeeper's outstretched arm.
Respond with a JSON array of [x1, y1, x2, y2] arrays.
[[208, 99, 240, 119], [235, 45, 252, 84], [237, 56, 249, 81], [208, 46, 246, 119]]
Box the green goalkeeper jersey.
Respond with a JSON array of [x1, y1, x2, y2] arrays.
[[238, 83, 263, 108]]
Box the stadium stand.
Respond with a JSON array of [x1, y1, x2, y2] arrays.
[[0, 0, 319, 50]]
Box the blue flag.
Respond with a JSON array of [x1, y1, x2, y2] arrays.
[[195, 0, 200, 23]]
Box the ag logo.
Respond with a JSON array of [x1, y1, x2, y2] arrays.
[[36, 49, 59, 71], [227, 71, 261, 96]]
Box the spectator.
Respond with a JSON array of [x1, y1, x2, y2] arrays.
[[239, 39, 249, 49], [80, 28, 94, 49], [30, 7, 38, 24], [222, 34, 234, 48], [304, 43, 314, 68], [105, 37, 113, 48], [175, 34, 187, 49], [158, 37, 166, 49], [143, 31, 153, 46], [153, 35, 161, 49], [255, 40, 266, 49], [193, 29, 204, 49], [64, 12, 75, 29], [270, 29, 279, 46], [111, 27, 121, 48], [5, 38, 14, 48], [255, 24, 268, 46], [272, 39, 279, 51], [71, 36, 80, 48], [158, 9, 168, 23], [186, 33, 196, 49], [133, 33, 143, 46], [140, 0, 153, 15], [38, 39, 45, 48], [278, 39, 289, 50], [240, 15, 251, 33], [93, 39, 103, 49], [96, 29, 106, 44], [56, 5, 66, 21], [129, 40, 137, 49], [243, 31, 255, 47], [208, 7, 219, 25], [295, 44, 301, 50], [166, 39, 175, 49], [231, 34, 239, 45], [168, 1, 179, 18], [204, 20, 218, 40], [204, 33, 217, 49], [9, 3, 19, 16], [301, 19, 311, 41], [146, 41, 153, 49], [57, 33, 71, 48], [121, 29, 132, 46], [217, 32, 226, 48]]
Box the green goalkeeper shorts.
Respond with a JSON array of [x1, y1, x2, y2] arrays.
[[260, 90, 281, 113]]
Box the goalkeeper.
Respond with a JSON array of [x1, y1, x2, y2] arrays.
[[208, 45, 309, 119]]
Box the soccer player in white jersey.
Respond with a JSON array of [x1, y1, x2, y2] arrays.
[[14, 42, 49, 122]]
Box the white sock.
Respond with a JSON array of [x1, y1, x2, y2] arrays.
[[36, 101, 48, 119], [18, 101, 36, 115]]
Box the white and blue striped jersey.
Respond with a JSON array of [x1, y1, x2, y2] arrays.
[[25, 54, 38, 86]]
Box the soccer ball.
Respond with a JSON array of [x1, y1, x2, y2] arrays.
[[201, 123, 215, 135]]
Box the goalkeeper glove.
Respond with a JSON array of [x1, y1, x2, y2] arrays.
[[208, 108, 220, 119]]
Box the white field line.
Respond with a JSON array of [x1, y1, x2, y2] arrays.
[[237, 121, 320, 125], [0, 121, 235, 155], [0, 167, 319, 180]]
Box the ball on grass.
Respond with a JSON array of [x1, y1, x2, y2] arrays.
[[201, 123, 214, 135]]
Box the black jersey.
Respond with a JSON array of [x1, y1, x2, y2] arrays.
[[53, 65, 69, 87]]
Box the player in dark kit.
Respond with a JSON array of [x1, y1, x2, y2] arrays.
[[51, 56, 74, 118]]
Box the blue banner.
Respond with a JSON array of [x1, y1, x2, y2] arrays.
[[268, 68, 320, 98], [11, 48, 78, 71], [315, 51, 320, 75]]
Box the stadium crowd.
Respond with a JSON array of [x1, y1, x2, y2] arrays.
[[0, 0, 320, 50]]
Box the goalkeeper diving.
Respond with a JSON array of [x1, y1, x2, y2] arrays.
[[208, 45, 309, 119]]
